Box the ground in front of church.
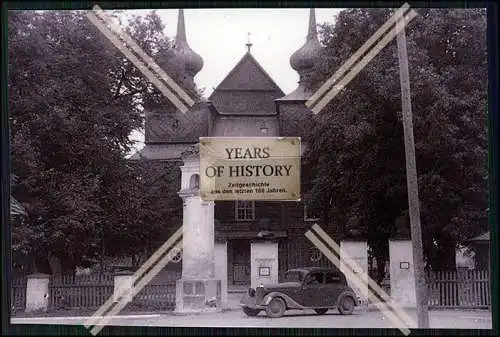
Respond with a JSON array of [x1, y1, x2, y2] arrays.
[[11, 306, 492, 330]]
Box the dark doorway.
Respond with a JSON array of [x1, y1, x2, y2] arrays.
[[229, 239, 250, 286]]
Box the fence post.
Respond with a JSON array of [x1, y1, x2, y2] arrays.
[[113, 270, 134, 304], [25, 273, 50, 313]]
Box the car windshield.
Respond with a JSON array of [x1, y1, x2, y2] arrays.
[[284, 271, 303, 282]]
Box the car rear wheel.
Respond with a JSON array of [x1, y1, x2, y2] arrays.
[[338, 296, 355, 315], [242, 307, 261, 317], [265, 297, 286, 318], [314, 308, 328, 315]]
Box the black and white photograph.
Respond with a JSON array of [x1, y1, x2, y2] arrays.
[[7, 4, 493, 333]]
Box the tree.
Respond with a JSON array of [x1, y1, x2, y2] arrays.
[[9, 10, 187, 274], [305, 8, 488, 272]]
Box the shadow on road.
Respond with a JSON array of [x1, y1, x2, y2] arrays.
[[247, 310, 364, 318]]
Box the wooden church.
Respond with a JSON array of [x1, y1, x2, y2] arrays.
[[130, 8, 338, 290]]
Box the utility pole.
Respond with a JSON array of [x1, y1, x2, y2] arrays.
[[396, 14, 430, 328]]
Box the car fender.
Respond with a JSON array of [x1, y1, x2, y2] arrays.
[[240, 292, 256, 307], [261, 292, 306, 310], [336, 290, 359, 307]]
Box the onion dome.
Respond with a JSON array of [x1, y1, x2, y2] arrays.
[[289, 9, 321, 76], [277, 8, 322, 101], [174, 9, 203, 77]]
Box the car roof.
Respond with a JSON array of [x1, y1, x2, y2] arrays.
[[286, 267, 341, 274]]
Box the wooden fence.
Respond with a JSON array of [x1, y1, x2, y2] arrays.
[[12, 269, 490, 311], [129, 271, 179, 311], [11, 276, 27, 312], [11, 271, 181, 312], [427, 270, 491, 309], [50, 274, 114, 310]]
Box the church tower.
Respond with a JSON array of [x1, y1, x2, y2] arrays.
[[138, 9, 210, 157], [275, 8, 323, 137]]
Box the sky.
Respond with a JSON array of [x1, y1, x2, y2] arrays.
[[120, 8, 344, 152]]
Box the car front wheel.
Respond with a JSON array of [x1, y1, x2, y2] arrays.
[[265, 297, 286, 318], [338, 296, 355, 315], [314, 308, 328, 315], [242, 307, 261, 317]]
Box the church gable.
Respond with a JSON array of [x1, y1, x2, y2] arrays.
[[215, 53, 283, 92], [209, 53, 284, 116]]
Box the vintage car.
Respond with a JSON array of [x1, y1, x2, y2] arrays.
[[240, 267, 360, 318]]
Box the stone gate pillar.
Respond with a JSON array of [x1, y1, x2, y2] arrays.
[[340, 240, 369, 308], [389, 239, 417, 308], [250, 241, 279, 289], [175, 144, 222, 313], [25, 273, 50, 313]]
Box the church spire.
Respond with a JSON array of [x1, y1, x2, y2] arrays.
[[174, 9, 203, 80], [176, 8, 187, 43], [289, 8, 321, 77], [307, 8, 318, 41]]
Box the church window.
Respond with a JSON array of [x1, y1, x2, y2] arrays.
[[189, 174, 200, 189], [304, 204, 320, 222], [235, 201, 255, 221]]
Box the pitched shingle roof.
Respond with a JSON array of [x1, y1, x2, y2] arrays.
[[138, 52, 292, 150], [209, 52, 284, 116], [129, 143, 193, 161], [144, 101, 211, 144]]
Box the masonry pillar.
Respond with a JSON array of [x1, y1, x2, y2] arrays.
[[214, 241, 228, 310], [113, 270, 134, 304], [175, 144, 222, 313], [340, 240, 369, 308], [250, 241, 279, 289], [389, 239, 417, 308], [25, 273, 50, 313]]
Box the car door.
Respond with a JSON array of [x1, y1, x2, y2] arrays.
[[300, 271, 327, 307], [323, 271, 345, 307]]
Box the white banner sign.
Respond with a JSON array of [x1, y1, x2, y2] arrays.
[[199, 137, 301, 201]]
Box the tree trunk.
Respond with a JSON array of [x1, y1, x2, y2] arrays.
[[100, 226, 105, 275], [34, 254, 52, 274], [32, 254, 37, 274], [48, 253, 62, 275], [370, 236, 389, 285], [433, 241, 457, 270], [376, 253, 387, 285]]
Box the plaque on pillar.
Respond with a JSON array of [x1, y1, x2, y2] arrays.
[[175, 279, 222, 313]]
